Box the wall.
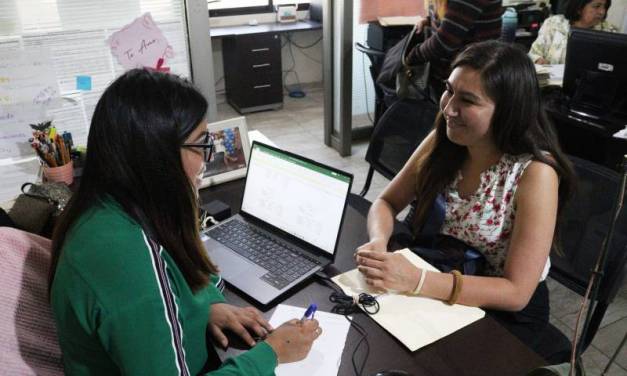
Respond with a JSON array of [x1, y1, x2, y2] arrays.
[[606, 0, 627, 31], [210, 11, 323, 101], [351, 0, 376, 128]]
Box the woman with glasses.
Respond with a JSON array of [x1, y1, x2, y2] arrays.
[[529, 0, 617, 65], [49, 68, 321, 375]]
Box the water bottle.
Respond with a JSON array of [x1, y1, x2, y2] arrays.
[[501, 7, 518, 43]]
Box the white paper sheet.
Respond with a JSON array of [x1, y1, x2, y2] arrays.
[[535, 64, 564, 87], [0, 156, 41, 204], [378, 16, 423, 26], [332, 248, 485, 352], [269, 304, 350, 376], [0, 47, 61, 108]]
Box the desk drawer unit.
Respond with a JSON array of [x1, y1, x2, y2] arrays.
[[223, 33, 283, 114]]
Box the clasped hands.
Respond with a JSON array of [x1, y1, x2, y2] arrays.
[[355, 239, 421, 293]]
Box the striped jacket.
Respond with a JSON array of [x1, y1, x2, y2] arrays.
[[51, 199, 276, 376], [410, 0, 504, 82]]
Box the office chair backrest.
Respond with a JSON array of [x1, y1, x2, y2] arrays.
[[549, 156, 627, 349], [365, 98, 438, 181], [0, 227, 63, 375]]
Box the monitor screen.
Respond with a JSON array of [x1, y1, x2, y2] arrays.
[[563, 28, 627, 125], [241, 142, 352, 255]]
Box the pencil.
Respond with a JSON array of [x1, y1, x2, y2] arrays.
[[56, 135, 69, 165]]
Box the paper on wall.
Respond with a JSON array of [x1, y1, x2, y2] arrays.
[[332, 248, 485, 352], [107, 12, 174, 70], [0, 47, 61, 108]]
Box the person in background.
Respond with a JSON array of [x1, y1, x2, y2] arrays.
[[49, 68, 321, 376], [529, 0, 617, 65], [355, 41, 575, 356], [407, 0, 504, 100]]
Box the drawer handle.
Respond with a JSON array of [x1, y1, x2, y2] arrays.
[[252, 63, 271, 68], [251, 48, 270, 52], [254, 84, 271, 89]]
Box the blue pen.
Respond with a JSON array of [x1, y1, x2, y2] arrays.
[[301, 303, 317, 321]]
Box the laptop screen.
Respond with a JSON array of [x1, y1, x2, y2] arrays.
[[241, 143, 352, 255]]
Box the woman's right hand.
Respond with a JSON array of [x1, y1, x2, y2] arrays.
[[265, 319, 321, 364], [535, 57, 549, 65]]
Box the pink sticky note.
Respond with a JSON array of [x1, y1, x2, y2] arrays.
[[107, 12, 174, 70]]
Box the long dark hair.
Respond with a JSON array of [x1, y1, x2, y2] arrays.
[[564, 0, 611, 22], [412, 41, 575, 233], [49, 69, 218, 293]]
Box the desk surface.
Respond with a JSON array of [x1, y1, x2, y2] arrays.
[[200, 180, 547, 376], [210, 20, 322, 38]]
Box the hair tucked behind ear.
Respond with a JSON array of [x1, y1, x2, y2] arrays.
[[49, 69, 218, 294], [412, 41, 575, 239]]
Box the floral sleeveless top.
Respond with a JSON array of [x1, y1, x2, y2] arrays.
[[440, 153, 550, 278]]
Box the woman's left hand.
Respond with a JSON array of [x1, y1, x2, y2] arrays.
[[355, 250, 420, 293], [208, 303, 273, 347]]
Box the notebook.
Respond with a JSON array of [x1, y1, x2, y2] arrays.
[[202, 141, 353, 306]]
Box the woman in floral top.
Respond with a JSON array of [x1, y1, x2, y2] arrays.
[[354, 41, 576, 356], [529, 0, 617, 64]]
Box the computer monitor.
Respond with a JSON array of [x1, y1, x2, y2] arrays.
[[563, 28, 627, 127]]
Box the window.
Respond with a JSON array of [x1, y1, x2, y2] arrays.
[[208, 1, 308, 17], [208, 0, 269, 11]]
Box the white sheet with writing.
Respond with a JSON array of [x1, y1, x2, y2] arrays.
[[269, 304, 350, 376], [332, 248, 485, 352]]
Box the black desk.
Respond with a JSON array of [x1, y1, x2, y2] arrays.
[[210, 21, 322, 114], [200, 180, 547, 375], [543, 91, 627, 171]]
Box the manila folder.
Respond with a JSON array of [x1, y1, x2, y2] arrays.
[[331, 248, 485, 351]]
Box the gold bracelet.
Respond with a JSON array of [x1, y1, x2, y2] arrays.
[[447, 270, 463, 305]]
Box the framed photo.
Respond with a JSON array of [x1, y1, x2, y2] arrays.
[[199, 117, 251, 188]]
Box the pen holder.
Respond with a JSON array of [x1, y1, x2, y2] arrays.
[[43, 161, 74, 186]]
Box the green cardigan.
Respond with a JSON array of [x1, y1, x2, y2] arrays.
[[50, 199, 277, 375]]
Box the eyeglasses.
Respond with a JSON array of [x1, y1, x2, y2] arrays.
[[182, 131, 213, 162]]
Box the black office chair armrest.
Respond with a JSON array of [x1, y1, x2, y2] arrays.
[[355, 42, 386, 57]]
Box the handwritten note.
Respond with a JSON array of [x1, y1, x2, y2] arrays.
[[0, 48, 61, 108], [107, 13, 174, 70]]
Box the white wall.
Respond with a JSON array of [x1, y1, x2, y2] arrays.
[[606, 0, 627, 31], [351, 0, 376, 128], [210, 11, 323, 100]]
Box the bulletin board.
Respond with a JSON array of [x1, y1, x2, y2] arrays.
[[0, 0, 193, 203]]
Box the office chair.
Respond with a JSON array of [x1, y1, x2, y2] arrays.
[[536, 155, 627, 363], [359, 97, 438, 197], [0, 227, 63, 375], [355, 42, 394, 126]]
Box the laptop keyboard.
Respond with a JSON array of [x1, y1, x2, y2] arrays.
[[207, 219, 321, 290]]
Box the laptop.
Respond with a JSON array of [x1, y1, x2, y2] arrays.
[[202, 141, 353, 306]]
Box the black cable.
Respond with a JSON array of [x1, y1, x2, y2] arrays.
[[361, 51, 374, 125], [281, 35, 305, 97], [286, 32, 322, 49], [347, 315, 370, 376], [315, 272, 378, 375], [360, 29, 374, 125]]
